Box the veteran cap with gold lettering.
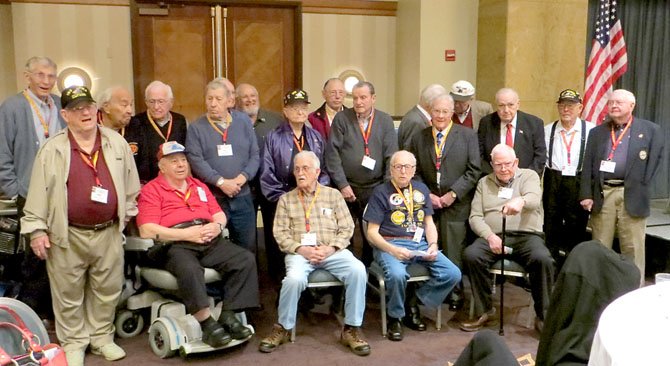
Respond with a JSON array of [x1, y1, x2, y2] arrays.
[[283, 89, 310, 106], [61, 85, 96, 109], [556, 89, 582, 103]]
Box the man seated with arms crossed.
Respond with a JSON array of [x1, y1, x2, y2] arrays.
[[136, 141, 260, 348], [461, 144, 554, 333], [259, 151, 370, 356], [365, 150, 461, 341]]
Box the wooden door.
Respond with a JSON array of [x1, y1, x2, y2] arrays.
[[131, 1, 300, 121]]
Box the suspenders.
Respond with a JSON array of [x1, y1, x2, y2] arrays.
[[547, 119, 587, 172]]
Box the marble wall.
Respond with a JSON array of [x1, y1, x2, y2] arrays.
[[0, 4, 16, 102]]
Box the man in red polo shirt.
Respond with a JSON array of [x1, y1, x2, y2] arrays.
[[136, 141, 260, 348]]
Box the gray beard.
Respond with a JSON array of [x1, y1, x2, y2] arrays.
[[241, 105, 260, 118]]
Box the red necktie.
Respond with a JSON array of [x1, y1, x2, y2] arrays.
[[505, 123, 514, 147]]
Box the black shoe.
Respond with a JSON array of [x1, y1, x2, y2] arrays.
[[387, 318, 403, 341], [201, 317, 232, 347], [402, 305, 426, 331], [447, 292, 464, 312], [218, 310, 252, 340]]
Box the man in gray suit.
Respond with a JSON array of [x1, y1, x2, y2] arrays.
[[579, 89, 664, 286], [397, 84, 446, 150], [449, 80, 493, 131]]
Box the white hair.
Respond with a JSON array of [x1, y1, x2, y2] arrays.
[[390, 150, 417, 166], [611, 89, 636, 104], [25, 56, 57, 73], [429, 93, 454, 110], [490, 143, 517, 160], [420, 84, 448, 107], [97, 86, 127, 107], [206, 77, 232, 97], [294, 151, 320, 169], [144, 80, 174, 100], [495, 88, 519, 103]]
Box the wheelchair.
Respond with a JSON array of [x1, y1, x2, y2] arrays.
[[116, 233, 254, 359]]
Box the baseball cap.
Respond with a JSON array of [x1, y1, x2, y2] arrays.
[[556, 89, 582, 103], [157, 141, 187, 160], [61, 85, 96, 109], [283, 89, 310, 106], [450, 80, 476, 101]]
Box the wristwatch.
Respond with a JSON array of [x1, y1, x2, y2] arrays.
[[216, 177, 225, 187], [450, 191, 457, 199], [218, 222, 225, 235]]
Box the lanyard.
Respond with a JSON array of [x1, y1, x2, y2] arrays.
[[173, 187, 192, 209], [358, 111, 375, 156], [22, 90, 51, 139], [608, 118, 632, 161], [207, 115, 230, 144], [79, 149, 102, 187], [391, 181, 414, 225], [559, 129, 577, 165], [298, 185, 321, 232], [147, 112, 173, 142], [293, 133, 305, 152], [433, 123, 453, 170]]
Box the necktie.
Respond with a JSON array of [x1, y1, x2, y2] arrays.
[[505, 123, 514, 147], [436, 131, 443, 147]]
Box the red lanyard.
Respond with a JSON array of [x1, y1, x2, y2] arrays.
[[559, 129, 577, 165], [293, 133, 305, 152], [298, 185, 321, 232], [79, 149, 102, 187], [208, 115, 231, 144], [148, 112, 173, 142], [433, 123, 452, 170], [608, 118, 632, 160], [358, 111, 375, 156], [23, 90, 51, 139], [391, 181, 414, 225]]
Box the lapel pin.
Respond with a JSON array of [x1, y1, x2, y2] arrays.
[[638, 134, 644, 138]]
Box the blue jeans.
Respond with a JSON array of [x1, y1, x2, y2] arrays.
[[373, 239, 461, 319], [278, 249, 367, 329], [217, 194, 257, 253]]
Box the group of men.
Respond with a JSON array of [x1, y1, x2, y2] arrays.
[[0, 55, 664, 364]]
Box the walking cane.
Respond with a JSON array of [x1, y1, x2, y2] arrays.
[[499, 215, 506, 336]]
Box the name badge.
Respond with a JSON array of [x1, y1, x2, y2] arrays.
[[197, 186, 208, 202], [321, 207, 333, 217], [436, 172, 441, 185], [91, 186, 109, 203], [300, 233, 317, 246], [562, 166, 577, 176], [361, 155, 376, 170], [412, 227, 424, 243], [217, 144, 233, 157], [498, 187, 513, 200], [600, 160, 616, 173]]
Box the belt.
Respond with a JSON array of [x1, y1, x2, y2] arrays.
[[604, 180, 625, 187], [383, 235, 415, 241], [171, 218, 210, 229], [70, 219, 117, 231]]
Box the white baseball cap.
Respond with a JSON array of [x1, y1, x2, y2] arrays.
[[450, 80, 476, 101]]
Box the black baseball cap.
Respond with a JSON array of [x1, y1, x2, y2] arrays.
[[61, 85, 96, 109], [283, 89, 310, 106], [556, 89, 582, 103]]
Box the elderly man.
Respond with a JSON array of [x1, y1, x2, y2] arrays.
[[408, 93, 480, 311], [0, 56, 65, 322], [186, 78, 260, 252], [137, 141, 259, 348], [258, 151, 369, 356], [461, 144, 554, 333], [125, 80, 187, 184], [326, 81, 398, 266], [221, 77, 236, 109], [449, 80, 494, 131], [580, 89, 664, 286], [97, 86, 133, 135], [397, 83, 447, 150], [365, 150, 461, 341], [308, 78, 347, 140], [260, 89, 329, 281], [21, 86, 140, 366], [543, 89, 594, 266], [478, 88, 546, 176]]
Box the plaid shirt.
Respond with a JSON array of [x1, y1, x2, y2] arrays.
[[273, 183, 354, 253]]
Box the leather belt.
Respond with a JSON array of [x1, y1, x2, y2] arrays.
[[383, 235, 415, 241], [171, 218, 210, 229], [70, 219, 117, 231], [604, 180, 625, 187]]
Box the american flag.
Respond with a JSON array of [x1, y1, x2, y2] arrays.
[[582, 0, 628, 125]]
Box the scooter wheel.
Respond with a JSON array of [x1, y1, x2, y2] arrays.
[[149, 322, 176, 358], [115, 310, 145, 338]]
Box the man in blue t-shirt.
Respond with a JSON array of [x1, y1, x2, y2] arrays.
[[364, 150, 461, 341]]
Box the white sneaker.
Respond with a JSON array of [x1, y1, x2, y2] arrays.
[[91, 342, 126, 361], [65, 350, 85, 366]]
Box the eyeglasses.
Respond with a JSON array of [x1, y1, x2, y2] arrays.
[[492, 161, 515, 170], [557, 103, 579, 110], [286, 105, 309, 113], [294, 166, 315, 173], [67, 104, 97, 113], [392, 164, 416, 171], [431, 108, 453, 116], [147, 99, 169, 106], [30, 72, 57, 81]]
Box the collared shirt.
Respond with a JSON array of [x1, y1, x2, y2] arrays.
[[273, 183, 354, 254], [325, 104, 342, 126], [26, 88, 59, 146], [416, 104, 431, 122], [603, 121, 631, 180], [545, 118, 595, 171], [499, 114, 518, 145], [137, 174, 222, 228], [456, 105, 472, 123], [357, 111, 373, 130]]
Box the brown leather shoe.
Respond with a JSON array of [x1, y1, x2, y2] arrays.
[[259, 324, 290, 353], [459, 308, 496, 332], [340, 326, 371, 356]]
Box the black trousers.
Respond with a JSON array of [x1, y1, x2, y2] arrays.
[[258, 196, 284, 284], [347, 186, 374, 266], [542, 169, 589, 262], [454, 329, 518, 366], [463, 233, 554, 319], [163, 237, 260, 314]]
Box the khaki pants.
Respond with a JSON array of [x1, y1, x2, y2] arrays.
[[46, 225, 124, 352], [590, 186, 646, 287]]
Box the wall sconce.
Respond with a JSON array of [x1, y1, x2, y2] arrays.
[[57, 67, 92, 92], [338, 69, 365, 96]]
